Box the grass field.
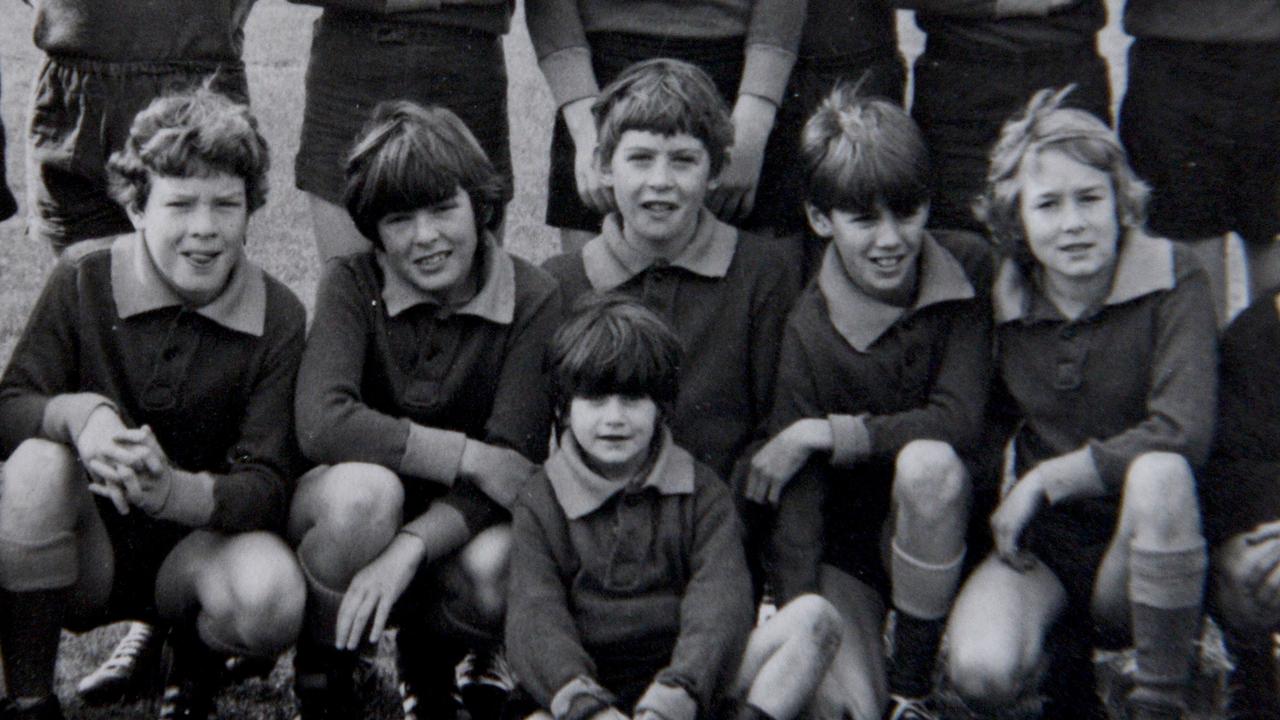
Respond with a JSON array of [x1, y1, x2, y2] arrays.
[[0, 1, 1157, 717]]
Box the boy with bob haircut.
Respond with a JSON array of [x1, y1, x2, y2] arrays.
[[542, 58, 800, 484], [290, 101, 561, 720], [745, 84, 992, 720], [0, 87, 307, 720], [508, 294, 841, 720]]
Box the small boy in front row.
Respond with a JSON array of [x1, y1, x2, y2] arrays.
[[0, 87, 307, 720], [541, 58, 800, 485], [743, 84, 993, 720], [507, 294, 842, 720]]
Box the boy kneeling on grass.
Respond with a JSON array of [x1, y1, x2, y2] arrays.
[[0, 86, 308, 720], [507, 294, 842, 720], [744, 84, 993, 720]]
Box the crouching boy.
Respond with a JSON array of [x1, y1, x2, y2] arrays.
[[507, 295, 842, 720], [744, 85, 993, 720], [0, 87, 307, 720]]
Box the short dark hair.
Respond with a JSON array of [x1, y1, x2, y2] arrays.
[[107, 83, 270, 214], [343, 101, 507, 248], [801, 82, 930, 216], [548, 293, 683, 434], [593, 58, 734, 176]]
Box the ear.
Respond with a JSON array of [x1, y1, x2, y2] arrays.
[[804, 203, 834, 238], [595, 146, 613, 188], [125, 200, 147, 231]]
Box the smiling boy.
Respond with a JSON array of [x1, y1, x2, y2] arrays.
[[0, 87, 307, 720], [542, 58, 800, 483], [744, 85, 992, 720]]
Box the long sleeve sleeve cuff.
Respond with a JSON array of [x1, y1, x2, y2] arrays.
[[40, 392, 116, 445], [401, 423, 467, 485], [635, 681, 698, 720], [1040, 447, 1106, 504], [155, 470, 216, 527], [539, 47, 600, 109], [551, 676, 615, 720], [829, 414, 871, 468], [737, 44, 797, 106]]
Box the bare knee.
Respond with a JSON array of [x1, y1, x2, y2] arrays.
[[297, 464, 403, 547], [893, 440, 969, 521], [1, 439, 84, 536], [779, 594, 842, 660], [208, 533, 306, 654], [442, 520, 512, 627], [946, 635, 1034, 707], [1122, 453, 1202, 543]]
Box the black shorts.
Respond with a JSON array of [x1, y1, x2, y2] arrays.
[[912, 40, 1111, 233], [546, 32, 793, 234], [295, 13, 512, 206], [1120, 39, 1280, 246], [1023, 497, 1117, 612], [27, 57, 247, 252], [64, 495, 192, 631]]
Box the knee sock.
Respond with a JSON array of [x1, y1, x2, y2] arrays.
[[0, 588, 67, 699], [1127, 542, 1207, 714], [299, 553, 345, 648], [0, 530, 77, 700], [889, 540, 965, 698]]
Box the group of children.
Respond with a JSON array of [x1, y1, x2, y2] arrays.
[[0, 2, 1278, 720]]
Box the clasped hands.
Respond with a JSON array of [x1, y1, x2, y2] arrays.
[[76, 405, 174, 516]]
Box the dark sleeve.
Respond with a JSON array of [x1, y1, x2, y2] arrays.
[[764, 311, 824, 435], [1087, 264, 1218, 488], [0, 261, 81, 455], [295, 261, 416, 469], [207, 294, 307, 532], [863, 299, 993, 457], [1203, 296, 1280, 542], [482, 276, 562, 463], [890, 0, 1007, 15], [655, 477, 755, 712], [505, 482, 603, 709], [750, 252, 802, 442], [740, 0, 806, 103]]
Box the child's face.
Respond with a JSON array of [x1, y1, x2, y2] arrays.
[[569, 393, 659, 481], [129, 172, 248, 307], [601, 130, 714, 254], [808, 201, 927, 306], [1018, 149, 1119, 286], [377, 188, 480, 304]]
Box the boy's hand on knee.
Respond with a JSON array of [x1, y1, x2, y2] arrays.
[[708, 95, 775, 222], [746, 419, 831, 506], [460, 441, 535, 509], [1237, 530, 1280, 610], [335, 533, 425, 650], [991, 472, 1047, 571]]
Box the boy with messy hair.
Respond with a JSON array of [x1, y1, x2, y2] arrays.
[[744, 84, 992, 720], [507, 294, 841, 720], [0, 86, 307, 720], [542, 58, 800, 485]]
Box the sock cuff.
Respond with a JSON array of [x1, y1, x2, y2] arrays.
[[1129, 541, 1207, 609], [890, 540, 966, 621], [891, 539, 965, 573], [299, 556, 345, 647], [0, 531, 77, 591]]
